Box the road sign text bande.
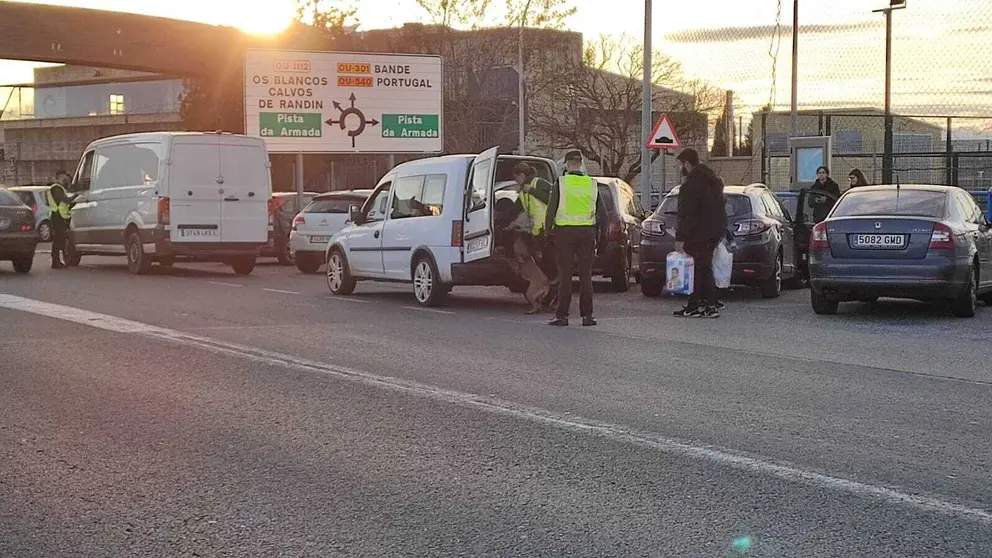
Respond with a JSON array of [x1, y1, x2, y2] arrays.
[[244, 50, 443, 153]]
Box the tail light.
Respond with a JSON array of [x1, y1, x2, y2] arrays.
[[157, 197, 170, 226], [451, 220, 463, 247], [809, 222, 829, 253], [30, 204, 37, 213], [21, 224, 32, 231], [928, 222, 954, 250], [608, 219, 626, 242], [291, 214, 305, 231], [641, 218, 666, 236], [734, 219, 770, 237]]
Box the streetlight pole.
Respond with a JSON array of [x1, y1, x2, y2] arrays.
[[789, 0, 799, 138], [875, 0, 906, 184], [517, 0, 533, 156], [640, 0, 653, 209]]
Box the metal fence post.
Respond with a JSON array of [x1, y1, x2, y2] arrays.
[[760, 111, 768, 184], [945, 117, 954, 186]]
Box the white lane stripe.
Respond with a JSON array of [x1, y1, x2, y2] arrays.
[[326, 295, 368, 304], [209, 281, 242, 288], [262, 288, 301, 295], [402, 306, 455, 315], [1, 292, 990, 527]]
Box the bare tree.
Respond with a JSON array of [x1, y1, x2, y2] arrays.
[[529, 34, 721, 184]]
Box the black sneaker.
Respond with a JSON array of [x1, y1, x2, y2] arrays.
[[582, 316, 597, 327], [548, 316, 569, 327], [715, 300, 725, 309], [701, 306, 721, 318], [673, 306, 704, 317]]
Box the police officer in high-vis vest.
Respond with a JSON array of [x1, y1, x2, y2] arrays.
[[47, 170, 73, 269], [544, 150, 608, 327], [511, 162, 556, 285]]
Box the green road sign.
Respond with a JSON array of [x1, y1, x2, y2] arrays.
[[259, 112, 323, 138], [381, 114, 440, 139]]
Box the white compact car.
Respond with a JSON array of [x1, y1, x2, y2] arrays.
[[324, 146, 559, 306], [66, 131, 272, 275], [289, 189, 373, 274]]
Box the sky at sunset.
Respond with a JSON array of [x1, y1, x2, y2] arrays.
[[2, 0, 991, 125]]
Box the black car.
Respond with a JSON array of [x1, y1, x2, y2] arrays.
[[639, 183, 802, 298], [591, 177, 649, 292], [0, 187, 39, 273]]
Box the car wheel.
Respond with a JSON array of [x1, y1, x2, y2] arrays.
[[412, 255, 448, 307], [326, 250, 356, 295], [761, 254, 783, 298], [276, 238, 294, 266], [295, 252, 321, 274], [125, 231, 151, 275], [231, 255, 256, 276], [11, 254, 33, 273], [38, 220, 52, 242], [810, 289, 839, 315], [951, 265, 977, 318], [65, 232, 82, 267], [640, 277, 662, 297]]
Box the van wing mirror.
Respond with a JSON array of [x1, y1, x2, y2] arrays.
[[348, 204, 364, 225]]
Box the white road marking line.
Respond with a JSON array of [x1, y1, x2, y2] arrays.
[[262, 288, 300, 295], [1, 292, 990, 527], [209, 281, 243, 288], [326, 296, 368, 304], [403, 306, 455, 315]]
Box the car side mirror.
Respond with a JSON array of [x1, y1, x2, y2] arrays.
[[349, 205, 365, 225]]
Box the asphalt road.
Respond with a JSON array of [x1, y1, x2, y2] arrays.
[[1, 253, 991, 556]]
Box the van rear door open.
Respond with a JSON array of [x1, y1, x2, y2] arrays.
[[168, 136, 222, 243], [218, 140, 269, 244], [463, 146, 499, 262]]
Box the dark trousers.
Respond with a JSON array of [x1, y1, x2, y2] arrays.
[[51, 216, 68, 265], [554, 226, 596, 318], [536, 234, 557, 283], [685, 239, 719, 308]]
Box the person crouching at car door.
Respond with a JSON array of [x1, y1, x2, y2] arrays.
[[512, 163, 558, 299]]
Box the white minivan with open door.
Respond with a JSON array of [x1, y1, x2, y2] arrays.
[[66, 132, 272, 275], [324, 146, 559, 306]]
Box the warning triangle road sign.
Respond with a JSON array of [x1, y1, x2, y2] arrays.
[[646, 113, 682, 150]]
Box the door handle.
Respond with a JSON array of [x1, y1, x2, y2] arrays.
[[374, 230, 380, 238], [223, 197, 239, 202]]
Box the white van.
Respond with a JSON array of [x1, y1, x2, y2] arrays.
[[324, 146, 559, 306], [65, 132, 272, 275]]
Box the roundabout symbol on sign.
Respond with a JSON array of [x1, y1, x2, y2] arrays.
[[325, 93, 380, 148]]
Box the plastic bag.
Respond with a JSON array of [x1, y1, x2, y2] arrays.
[[713, 240, 733, 289], [664, 251, 695, 296]]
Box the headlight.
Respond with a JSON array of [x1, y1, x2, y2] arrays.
[[642, 219, 666, 235]]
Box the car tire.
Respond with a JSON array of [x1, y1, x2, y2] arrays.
[[640, 277, 662, 297], [980, 290, 992, 306], [326, 249, 356, 296], [761, 254, 783, 298], [65, 232, 82, 267], [11, 254, 33, 273], [125, 231, 151, 275], [231, 255, 256, 276], [38, 220, 52, 243], [810, 289, 839, 315], [412, 254, 449, 307], [295, 252, 321, 274], [611, 266, 631, 292], [951, 265, 977, 318], [276, 237, 294, 266]]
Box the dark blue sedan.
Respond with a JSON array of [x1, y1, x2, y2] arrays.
[[809, 185, 992, 317]]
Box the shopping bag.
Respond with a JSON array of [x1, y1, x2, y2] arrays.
[[664, 251, 694, 296], [713, 240, 733, 289]]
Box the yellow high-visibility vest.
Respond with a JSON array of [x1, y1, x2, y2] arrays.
[[46, 185, 70, 219], [519, 177, 548, 236], [553, 174, 596, 227]]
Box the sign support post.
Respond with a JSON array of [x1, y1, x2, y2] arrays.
[[295, 152, 304, 198]]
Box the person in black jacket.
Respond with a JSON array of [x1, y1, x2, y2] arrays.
[[673, 148, 727, 318], [810, 166, 841, 223]]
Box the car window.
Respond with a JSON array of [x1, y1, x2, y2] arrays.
[[832, 190, 947, 218], [304, 198, 354, 214], [656, 193, 679, 215], [469, 160, 492, 213], [391, 175, 431, 220], [957, 192, 984, 224], [761, 193, 784, 219], [0, 189, 23, 206], [421, 174, 446, 215], [73, 151, 95, 191], [364, 183, 392, 222], [91, 143, 162, 189], [15, 191, 35, 207], [598, 184, 617, 214], [655, 192, 751, 219]]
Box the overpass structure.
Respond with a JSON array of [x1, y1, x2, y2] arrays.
[[0, 2, 266, 78]]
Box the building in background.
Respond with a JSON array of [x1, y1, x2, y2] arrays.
[[0, 65, 182, 185]]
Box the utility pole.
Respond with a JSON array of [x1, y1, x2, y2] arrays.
[[789, 0, 799, 137], [640, 0, 653, 209], [517, 0, 533, 156], [875, 0, 906, 184]]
